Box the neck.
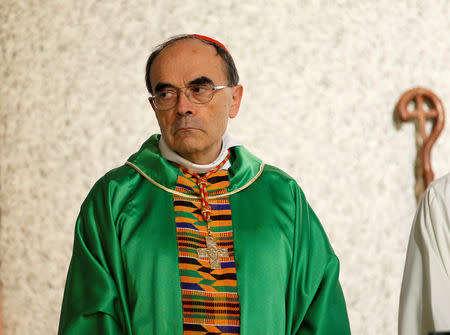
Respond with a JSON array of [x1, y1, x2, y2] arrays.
[[159, 133, 241, 174], [177, 145, 221, 165]]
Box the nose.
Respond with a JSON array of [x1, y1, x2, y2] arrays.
[[175, 88, 194, 116]]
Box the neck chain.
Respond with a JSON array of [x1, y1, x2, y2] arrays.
[[176, 151, 231, 269], [176, 151, 230, 225]]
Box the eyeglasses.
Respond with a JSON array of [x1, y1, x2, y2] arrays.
[[149, 84, 230, 111]]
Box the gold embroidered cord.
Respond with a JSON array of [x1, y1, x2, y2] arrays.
[[125, 160, 265, 200]]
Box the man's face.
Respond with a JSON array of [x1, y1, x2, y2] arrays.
[[149, 39, 243, 164]]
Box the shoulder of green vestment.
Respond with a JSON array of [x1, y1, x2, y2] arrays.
[[124, 134, 180, 188]]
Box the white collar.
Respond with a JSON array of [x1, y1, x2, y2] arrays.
[[159, 133, 241, 174]]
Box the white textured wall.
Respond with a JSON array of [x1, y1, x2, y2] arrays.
[[2, 1, 450, 334]]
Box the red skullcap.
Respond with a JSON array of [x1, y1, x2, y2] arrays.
[[192, 34, 232, 57]]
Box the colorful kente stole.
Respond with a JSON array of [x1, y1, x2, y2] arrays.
[[173, 168, 241, 335]]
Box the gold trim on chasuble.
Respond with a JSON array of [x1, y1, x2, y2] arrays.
[[125, 161, 265, 200], [174, 169, 240, 334]]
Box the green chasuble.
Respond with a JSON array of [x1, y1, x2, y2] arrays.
[[58, 134, 351, 335]]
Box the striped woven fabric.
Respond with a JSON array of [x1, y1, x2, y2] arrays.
[[173, 169, 241, 335]]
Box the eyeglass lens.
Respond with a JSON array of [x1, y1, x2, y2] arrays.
[[155, 84, 215, 110]]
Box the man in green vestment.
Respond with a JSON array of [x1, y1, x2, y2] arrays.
[[58, 34, 351, 334]]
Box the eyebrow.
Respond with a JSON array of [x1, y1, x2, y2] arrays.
[[188, 76, 214, 86], [154, 82, 174, 92], [154, 76, 215, 93]]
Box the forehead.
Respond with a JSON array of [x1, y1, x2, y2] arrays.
[[150, 39, 227, 87]]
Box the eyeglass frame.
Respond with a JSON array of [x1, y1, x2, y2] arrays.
[[148, 84, 231, 111]]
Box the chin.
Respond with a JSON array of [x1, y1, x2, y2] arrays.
[[169, 138, 200, 154], [171, 134, 203, 151]]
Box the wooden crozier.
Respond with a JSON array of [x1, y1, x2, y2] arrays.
[[397, 87, 445, 199]]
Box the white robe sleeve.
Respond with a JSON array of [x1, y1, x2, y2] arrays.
[[399, 173, 450, 335]]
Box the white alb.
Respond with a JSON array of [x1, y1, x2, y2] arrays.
[[399, 173, 450, 335]]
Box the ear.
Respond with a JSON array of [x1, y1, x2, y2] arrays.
[[228, 85, 243, 119], [149, 97, 158, 114]]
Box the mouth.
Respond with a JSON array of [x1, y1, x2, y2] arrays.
[[174, 127, 200, 134], [175, 127, 198, 133], [172, 118, 204, 135]]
